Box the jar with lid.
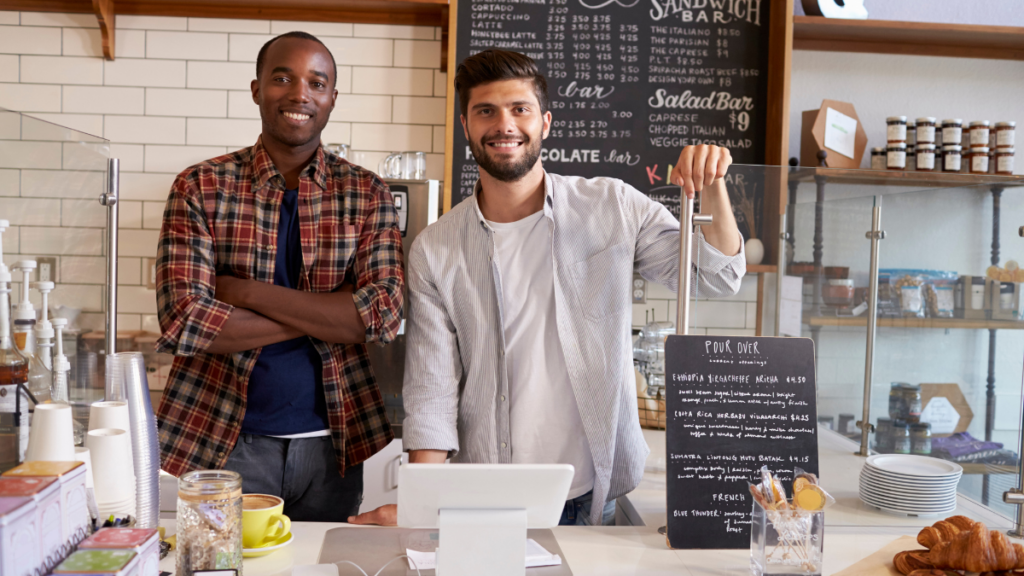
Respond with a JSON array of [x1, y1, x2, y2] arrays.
[[902, 383, 922, 423], [906, 144, 917, 170], [886, 143, 907, 170], [892, 420, 911, 454], [915, 117, 936, 144], [177, 470, 243, 576], [886, 116, 908, 143], [970, 276, 986, 311], [970, 120, 991, 147], [875, 417, 894, 453], [968, 146, 990, 174], [906, 120, 917, 146], [995, 121, 1016, 148], [996, 147, 1015, 175], [916, 143, 936, 172], [910, 423, 932, 455], [941, 119, 963, 145], [888, 383, 909, 420], [942, 145, 962, 172], [824, 279, 855, 308], [870, 147, 886, 170]]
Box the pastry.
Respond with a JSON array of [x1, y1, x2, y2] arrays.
[[893, 549, 934, 574], [918, 516, 977, 549], [929, 522, 1024, 572], [905, 570, 953, 576]]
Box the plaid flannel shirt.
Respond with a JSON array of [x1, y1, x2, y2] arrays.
[[155, 137, 403, 478]]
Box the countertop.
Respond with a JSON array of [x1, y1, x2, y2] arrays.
[[159, 428, 1019, 575]]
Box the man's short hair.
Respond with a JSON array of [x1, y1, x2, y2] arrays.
[[454, 49, 549, 117], [256, 31, 337, 86]]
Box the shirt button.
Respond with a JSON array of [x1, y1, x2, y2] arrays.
[[218, 451, 225, 458], [501, 395, 506, 402], [501, 442, 507, 448]]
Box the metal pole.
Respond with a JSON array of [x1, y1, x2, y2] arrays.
[[101, 158, 119, 356], [858, 201, 884, 457], [775, 212, 786, 336], [676, 195, 712, 336]]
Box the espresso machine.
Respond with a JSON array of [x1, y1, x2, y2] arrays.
[[367, 179, 441, 437]]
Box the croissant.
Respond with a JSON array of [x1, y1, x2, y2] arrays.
[[918, 515, 978, 549], [893, 549, 935, 574], [930, 523, 1024, 572]]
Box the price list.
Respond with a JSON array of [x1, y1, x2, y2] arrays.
[[664, 336, 819, 549], [452, 0, 771, 220]]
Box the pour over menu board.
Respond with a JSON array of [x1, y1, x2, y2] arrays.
[[449, 0, 771, 226], [665, 335, 818, 549]]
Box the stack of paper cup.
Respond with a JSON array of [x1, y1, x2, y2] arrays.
[[74, 446, 95, 489], [25, 403, 76, 462], [85, 428, 136, 519], [89, 401, 134, 463]]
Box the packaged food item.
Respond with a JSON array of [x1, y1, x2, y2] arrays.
[[176, 470, 242, 576], [969, 120, 991, 148], [925, 278, 955, 318], [941, 119, 963, 145], [915, 117, 937, 144], [916, 143, 936, 171], [823, 279, 854, 308], [942, 144, 962, 172], [911, 423, 932, 455], [896, 275, 924, 317], [886, 116, 908, 143], [968, 146, 990, 174], [887, 143, 907, 170], [870, 147, 886, 170], [995, 121, 1015, 148], [996, 147, 1015, 175], [892, 420, 911, 454]]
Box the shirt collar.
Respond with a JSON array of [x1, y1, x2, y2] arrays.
[[472, 170, 555, 231], [251, 136, 329, 192]]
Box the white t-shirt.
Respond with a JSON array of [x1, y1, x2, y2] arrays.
[[487, 209, 596, 499]]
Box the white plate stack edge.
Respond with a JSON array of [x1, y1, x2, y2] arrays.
[[858, 454, 962, 517]]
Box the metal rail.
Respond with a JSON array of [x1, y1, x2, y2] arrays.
[[858, 201, 884, 457], [676, 195, 712, 335], [101, 158, 119, 356]]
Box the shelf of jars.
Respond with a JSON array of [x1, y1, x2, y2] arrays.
[[804, 315, 1024, 330], [788, 168, 1023, 188]]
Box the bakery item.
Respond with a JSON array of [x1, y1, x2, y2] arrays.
[[929, 522, 1024, 572], [893, 549, 934, 574], [905, 570, 953, 576], [917, 515, 978, 549]]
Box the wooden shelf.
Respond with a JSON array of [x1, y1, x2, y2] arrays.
[[806, 315, 1024, 330], [0, 0, 449, 26], [789, 168, 1023, 188], [746, 264, 777, 274], [793, 16, 1024, 61], [959, 463, 1018, 476]]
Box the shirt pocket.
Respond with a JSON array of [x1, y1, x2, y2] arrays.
[[570, 241, 633, 321]]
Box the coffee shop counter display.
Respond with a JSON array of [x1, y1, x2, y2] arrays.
[[151, 430, 1018, 575], [3, 461, 89, 549]]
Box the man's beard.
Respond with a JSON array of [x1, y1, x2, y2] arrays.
[[470, 133, 542, 183]]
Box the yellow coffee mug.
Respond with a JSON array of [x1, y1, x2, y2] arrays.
[[241, 494, 291, 549]]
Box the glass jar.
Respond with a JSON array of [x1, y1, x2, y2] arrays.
[[968, 146, 990, 174], [969, 120, 991, 147], [875, 417, 894, 453], [995, 121, 1016, 147], [824, 279, 855, 308], [942, 144, 962, 173], [970, 276, 986, 311], [892, 421, 911, 454], [910, 423, 932, 455], [902, 384, 922, 423], [870, 147, 886, 170], [177, 470, 243, 576], [906, 120, 916, 146], [915, 117, 936, 144], [941, 119, 963, 145], [888, 383, 908, 420], [916, 143, 936, 171], [906, 144, 917, 170], [886, 143, 906, 170], [996, 147, 1015, 175], [886, 116, 908, 143]]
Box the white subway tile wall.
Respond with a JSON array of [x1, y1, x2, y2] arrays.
[[0, 11, 450, 330]]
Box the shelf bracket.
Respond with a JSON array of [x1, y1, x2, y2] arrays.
[[92, 0, 115, 61]]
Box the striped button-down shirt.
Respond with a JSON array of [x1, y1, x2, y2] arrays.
[[155, 137, 403, 478], [402, 172, 745, 524]]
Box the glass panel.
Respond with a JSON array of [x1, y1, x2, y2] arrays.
[[0, 107, 110, 454]]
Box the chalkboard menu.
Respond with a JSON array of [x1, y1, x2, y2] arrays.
[[665, 335, 819, 550], [449, 0, 771, 231]]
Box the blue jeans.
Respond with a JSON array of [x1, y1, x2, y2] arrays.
[[558, 491, 616, 526], [223, 434, 363, 522]]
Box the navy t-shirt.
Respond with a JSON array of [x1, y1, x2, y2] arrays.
[[241, 188, 330, 436]]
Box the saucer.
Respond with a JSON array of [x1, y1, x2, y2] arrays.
[[242, 532, 293, 558]]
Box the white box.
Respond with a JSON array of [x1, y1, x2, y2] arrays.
[[0, 496, 39, 576]]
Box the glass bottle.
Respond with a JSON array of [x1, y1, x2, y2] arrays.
[[11, 263, 47, 404], [0, 270, 30, 469]]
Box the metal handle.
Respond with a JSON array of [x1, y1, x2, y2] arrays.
[[857, 203, 885, 457], [101, 158, 119, 356], [676, 195, 713, 335]]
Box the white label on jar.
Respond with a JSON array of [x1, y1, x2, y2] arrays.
[[917, 125, 936, 143], [998, 155, 1015, 174], [871, 156, 886, 170], [971, 285, 985, 309], [1001, 291, 1014, 310], [972, 155, 989, 173], [971, 128, 990, 146], [944, 155, 961, 171], [942, 127, 962, 143], [917, 152, 935, 170], [887, 151, 906, 168], [997, 130, 1015, 147], [887, 124, 906, 142]]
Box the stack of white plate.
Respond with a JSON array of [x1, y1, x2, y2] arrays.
[[859, 454, 962, 517]]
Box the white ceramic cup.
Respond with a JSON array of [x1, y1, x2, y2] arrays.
[[25, 403, 76, 462], [75, 446, 95, 489], [89, 401, 133, 463], [86, 428, 137, 514]]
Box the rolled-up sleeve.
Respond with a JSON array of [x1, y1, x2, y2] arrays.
[[630, 184, 746, 298], [155, 173, 234, 356], [352, 178, 405, 344], [401, 238, 461, 457]]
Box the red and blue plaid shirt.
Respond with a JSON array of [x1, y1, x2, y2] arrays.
[[155, 137, 403, 478]]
